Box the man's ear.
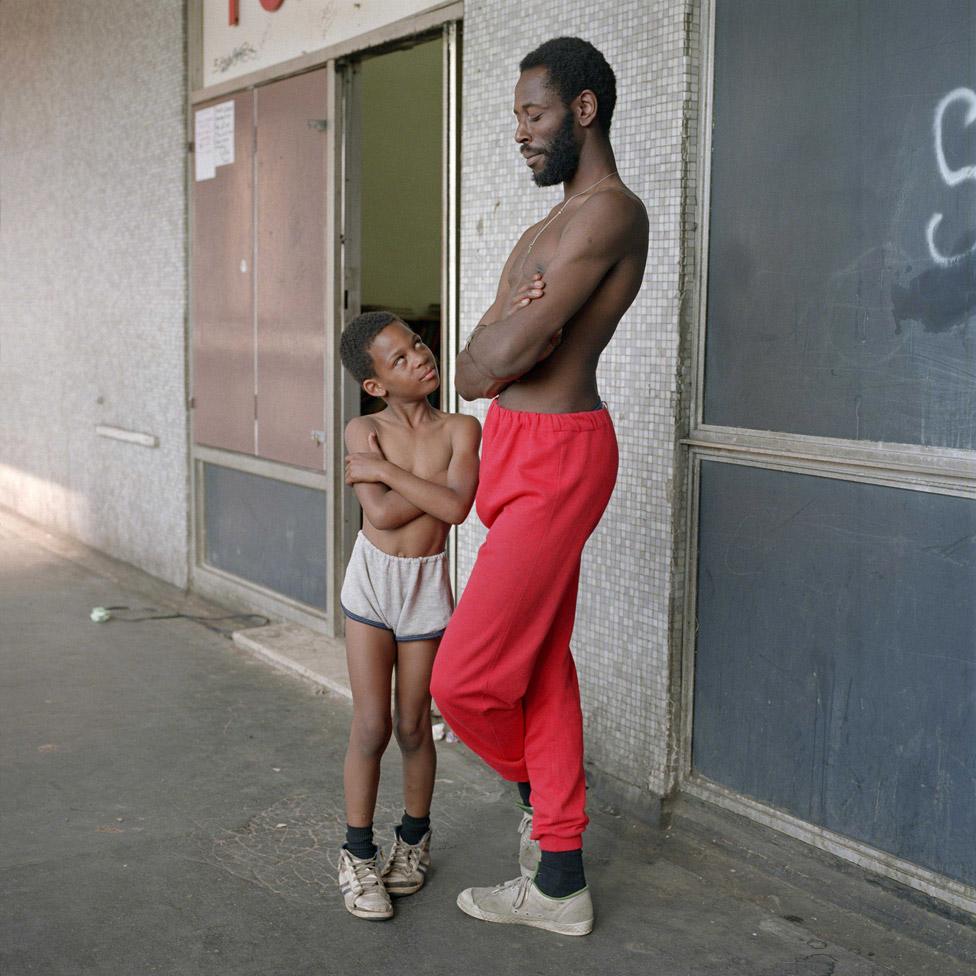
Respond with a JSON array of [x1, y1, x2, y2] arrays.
[[574, 89, 599, 129], [362, 377, 385, 398]]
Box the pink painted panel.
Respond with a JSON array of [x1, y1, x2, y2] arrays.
[[191, 92, 256, 454], [255, 69, 328, 469]]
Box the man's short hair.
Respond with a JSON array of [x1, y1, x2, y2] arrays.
[[340, 310, 398, 384], [520, 37, 617, 133]]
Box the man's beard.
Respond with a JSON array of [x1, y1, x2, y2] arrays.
[[532, 110, 580, 187]]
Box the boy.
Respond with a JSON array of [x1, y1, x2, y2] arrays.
[[336, 310, 480, 920]]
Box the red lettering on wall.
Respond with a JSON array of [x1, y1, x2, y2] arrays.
[[230, 0, 287, 24]]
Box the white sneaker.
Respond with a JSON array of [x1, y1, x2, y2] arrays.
[[337, 848, 393, 920], [381, 829, 431, 896], [457, 876, 593, 936], [518, 811, 541, 878]]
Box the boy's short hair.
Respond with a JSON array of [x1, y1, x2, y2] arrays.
[[340, 310, 399, 384]]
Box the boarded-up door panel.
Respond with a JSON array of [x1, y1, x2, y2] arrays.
[[255, 69, 328, 469], [192, 93, 255, 454]]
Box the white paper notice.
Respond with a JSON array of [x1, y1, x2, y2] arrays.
[[194, 107, 216, 181], [213, 101, 235, 167]]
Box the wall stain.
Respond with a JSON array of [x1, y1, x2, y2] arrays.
[[891, 244, 976, 334]]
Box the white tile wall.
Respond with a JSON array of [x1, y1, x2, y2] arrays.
[[457, 1, 698, 799]]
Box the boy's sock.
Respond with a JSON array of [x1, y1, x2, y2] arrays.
[[343, 824, 377, 861], [517, 781, 532, 809], [397, 811, 431, 846], [534, 849, 586, 898]]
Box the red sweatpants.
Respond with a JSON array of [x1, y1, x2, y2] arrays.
[[431, 399, 618, 852]]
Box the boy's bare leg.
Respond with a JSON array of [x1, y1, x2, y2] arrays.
[[393, 638, 439, 819], [379, 637, 438, 897], [343, 619, 396, 828]]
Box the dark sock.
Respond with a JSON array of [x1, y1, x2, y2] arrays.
[[517, 781, 532, 809], [343, 824, 376, 861], [534, 849, 586, 898], [397, 811, 430, 846]]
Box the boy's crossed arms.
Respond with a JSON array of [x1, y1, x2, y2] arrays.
[[344, 412, 481, 530]]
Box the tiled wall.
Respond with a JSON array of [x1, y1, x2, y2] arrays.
[[0, 1, 189, 586], [457, 1, 698, 800]]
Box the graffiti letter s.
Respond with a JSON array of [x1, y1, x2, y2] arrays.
[[926, 87, 976, 268]]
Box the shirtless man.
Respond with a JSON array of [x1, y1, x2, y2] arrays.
[[429, 37, 648, 936]]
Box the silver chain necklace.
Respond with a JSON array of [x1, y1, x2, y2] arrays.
[[523, 170, 618, 259]]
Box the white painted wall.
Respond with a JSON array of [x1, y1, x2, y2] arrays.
[[0, 0, 189, 586]]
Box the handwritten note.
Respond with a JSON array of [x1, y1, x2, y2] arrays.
[[213, 101, 235, 167], [194, 101, 235, 182], [194, 107, 216, 181]]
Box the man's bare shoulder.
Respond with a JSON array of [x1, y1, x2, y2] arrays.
[[576, 185, 648, 232], [552, 187, 648, 269]]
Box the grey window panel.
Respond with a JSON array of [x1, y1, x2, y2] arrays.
[[704, 0, 976, 447], [692, 460, 976, 885], [203, 464, 328, 611]]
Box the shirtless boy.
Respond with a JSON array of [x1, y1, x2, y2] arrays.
[[429, 37, 649, 935], [336, 310, 480, 920]]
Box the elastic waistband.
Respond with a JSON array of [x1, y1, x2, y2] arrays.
[[356, 531, 447, 564], [489, 398, 614, 432]]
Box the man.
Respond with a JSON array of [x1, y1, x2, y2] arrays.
[[430, 36, 648, 936]]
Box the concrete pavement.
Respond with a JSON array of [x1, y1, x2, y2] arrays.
[[2, 507, 974, 976]]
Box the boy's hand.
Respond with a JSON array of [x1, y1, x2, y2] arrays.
[[345, 431, 388, 485], [510, 272, 545, 311]]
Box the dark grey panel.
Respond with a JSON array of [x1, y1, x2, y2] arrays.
[[692, 461, 976, 884], [203, 464, 327, 611], [704, 0, 976, 447]]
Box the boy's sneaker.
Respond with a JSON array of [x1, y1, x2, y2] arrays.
[[381, 829, 431, 896], [518, 811, 541, 877], [337, 847, 393, 920], [456, 875, 593, 936]]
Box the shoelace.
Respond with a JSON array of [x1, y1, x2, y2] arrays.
[[387, 837, 421, 874], [492, 875, 533, 909], [348, 852, 383, 894]]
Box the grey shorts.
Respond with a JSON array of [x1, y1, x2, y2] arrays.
[[340, 532, 454, 642]]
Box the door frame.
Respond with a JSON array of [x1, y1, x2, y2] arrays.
[[185, 5, 463, 636], [334, 22, 464, 620]]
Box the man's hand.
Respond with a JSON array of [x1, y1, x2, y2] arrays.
[[510, 272, 563, 362], [457, 273, 556, 400], [509, 272, 546, 311], [345, 431, 389, 485]]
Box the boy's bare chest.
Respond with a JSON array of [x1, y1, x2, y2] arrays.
[[376, 429, 452, 481]]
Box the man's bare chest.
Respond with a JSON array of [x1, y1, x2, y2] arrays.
[[506, 227, 562, 287]]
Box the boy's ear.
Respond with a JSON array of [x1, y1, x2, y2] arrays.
[[362, 377, 385, 398]]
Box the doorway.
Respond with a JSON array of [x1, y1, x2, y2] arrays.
[[352, 37, 445, 416], [336, 28, 461, 606]]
